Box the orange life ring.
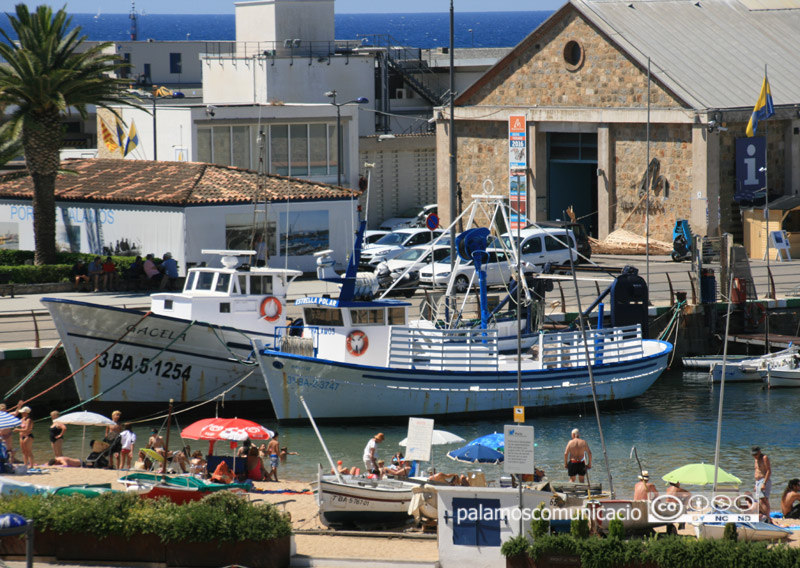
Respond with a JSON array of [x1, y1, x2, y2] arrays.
[[259, 296, 282, 322], [346, 330, 369, 356], [748, 302, 766, 327]]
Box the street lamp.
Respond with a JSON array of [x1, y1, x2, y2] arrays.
[[325, 90, 369, 186]]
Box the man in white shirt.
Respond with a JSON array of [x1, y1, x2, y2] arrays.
[[363, 432, 384, 473]]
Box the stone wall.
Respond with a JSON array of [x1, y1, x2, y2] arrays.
[[612, 123, 694, 241], [465, 10, 683, 110]]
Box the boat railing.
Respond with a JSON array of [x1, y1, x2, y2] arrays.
[[538, 325, 643, 368], [388, 326, 499, 371]]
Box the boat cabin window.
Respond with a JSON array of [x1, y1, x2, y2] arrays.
[[388, 307, 406, 325], [215, 273, 231, 293], [249, 275, 273, 296], [196, 271, 216, 291], [184, 272, 197, 292], [304, 307, 344, 326], [164, 299, 173, 310], [351, 308, 385, 325], [220, 302, 230, 313]]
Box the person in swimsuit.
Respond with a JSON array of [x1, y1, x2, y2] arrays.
[[753, 446, 772, 521], [48, 456, 84, 467], [49, 410, 67, 458], [246, 446, 267, 481], [267, 432, 281, 482], [14, 406, 34, 468], [564, 428, 592, 482], [781, 479, 800, 519]]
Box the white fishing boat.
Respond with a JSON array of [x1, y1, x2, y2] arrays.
[[43, 250, 301, 410], [682, 354, 752, 370], [312, 466, 419, 528], [760, 355, 800, 388], [699, 346, 799, 383]]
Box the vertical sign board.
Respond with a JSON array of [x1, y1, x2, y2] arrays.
[[503, 425, 534, 474], [508, 115, 527, 230], [735, 137, 766, 203], [405, 417, 434, 462]]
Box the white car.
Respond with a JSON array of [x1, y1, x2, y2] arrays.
[[497, 227, 578, 268], [378, 204, 438, 232], [360, 228, 443, 267], [364, 230, 390, 245], [419, 248, 521, 293], [379, 244, 452, 276]]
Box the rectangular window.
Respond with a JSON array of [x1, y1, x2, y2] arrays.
[[212, 126, 230, 166], [388, 307, 406, 325], [351, 309, 385, 325], [196, 129, 211, 163], [309, 124, 328, 175], [219, 302, 231, 313], [164, 299, 173, 310], [290, 124, 308, 176], [238, 274, 248, 295], [328, 124, 338, 176], [184, 272, 196, 291], [232, 126, 250, 169], [196, 272, 215, 290], [271, 125, 289, 175], [304, 307, 344, 326], [169, 52, 182, 74], [215, 273, 231, 293]]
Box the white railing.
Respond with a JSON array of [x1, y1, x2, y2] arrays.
[[388, 326, 499, 371], [538, 324, 643, 368]]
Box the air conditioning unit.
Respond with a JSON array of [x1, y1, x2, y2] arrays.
[[395, 88, 410, 99]]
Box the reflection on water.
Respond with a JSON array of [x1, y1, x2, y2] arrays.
[[23, 369, 798, 498]]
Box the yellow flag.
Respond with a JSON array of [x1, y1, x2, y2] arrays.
[[100, 119, 119, 154], [124, 120, 139, 157]]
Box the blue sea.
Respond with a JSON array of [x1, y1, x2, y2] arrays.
[[0, 12, 553, 48]]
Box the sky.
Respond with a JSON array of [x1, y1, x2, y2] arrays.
[[61, 0, 563, 15]]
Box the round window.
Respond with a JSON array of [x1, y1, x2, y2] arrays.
[[563, 40, 584, 71]]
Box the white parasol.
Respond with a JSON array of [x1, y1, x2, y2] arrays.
[[57, 411, 116, 459]]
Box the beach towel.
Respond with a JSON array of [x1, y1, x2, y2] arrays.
[[210, 461, 234, 484]]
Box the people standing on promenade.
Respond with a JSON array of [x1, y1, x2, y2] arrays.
[[119, 423, 136, 470], [267, 432, 281, 482], [633, 471, 659, 500], [49, 410, 67, 458], [14, 406, 34, 468], [564, 428, 591, 482], [363, 432, 384, 474], [753, 446, 772, 521], [781, 479, 800, 519]]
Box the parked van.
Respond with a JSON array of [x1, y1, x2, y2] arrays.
[[533, 220, 591, 260], [497, 227, 578, 268]]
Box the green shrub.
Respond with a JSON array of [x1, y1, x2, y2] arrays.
[[529, 502, 550, 539], [0, 491, 292, 543], [500, 533, 530, 557], [570, 515, 590, 539], [608, 515, 625, 540], [0, 253, 141, 283], [723, 522, 738, 542]]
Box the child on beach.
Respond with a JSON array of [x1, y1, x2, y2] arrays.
[[119, 423, 136, 470]]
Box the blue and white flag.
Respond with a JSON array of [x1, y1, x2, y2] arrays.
[[746, 75, 775, 137]]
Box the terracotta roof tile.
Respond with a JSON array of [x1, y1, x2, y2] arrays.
[[0, 159, 359, 205]]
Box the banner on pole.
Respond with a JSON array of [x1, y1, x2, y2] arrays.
[[508, 115, 527, 230]]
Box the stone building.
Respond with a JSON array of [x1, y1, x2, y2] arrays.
[[435, 0, 800, 246]]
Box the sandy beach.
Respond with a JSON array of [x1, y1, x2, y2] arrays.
[[0, 466, 440, 564]]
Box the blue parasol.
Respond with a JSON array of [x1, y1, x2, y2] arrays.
[[466, 432, 504, 452], [447, 443, 505, 464]]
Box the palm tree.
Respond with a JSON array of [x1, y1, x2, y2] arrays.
[[0, 122, 23, 167], [0, 5, 135, 264]]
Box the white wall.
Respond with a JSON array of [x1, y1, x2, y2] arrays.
[[102, 106, 194, 162], [235, 0, 334, 44], [0, 201, 185, 269], [184, 199, 358, 273], [88, 41, 212, 85]]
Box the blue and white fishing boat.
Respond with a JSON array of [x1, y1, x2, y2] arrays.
[[253, 195, 673, 422]]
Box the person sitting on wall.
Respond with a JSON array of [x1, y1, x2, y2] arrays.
[[87, 256, 104, 292], [159, 252, 179, 291], [143, 254, 162, 288], [71, 259, 90, 291]]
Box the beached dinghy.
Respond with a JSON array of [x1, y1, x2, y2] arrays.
[[695, 519, 791, 541]]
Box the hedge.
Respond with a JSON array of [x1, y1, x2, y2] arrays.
[[0, 491, 292, 542], [502, 532, 800, 568], [0, 251, 148, 284]]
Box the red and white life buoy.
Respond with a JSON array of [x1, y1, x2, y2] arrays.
[[260, 296, 282, 322], [346, 330, 369, 356]]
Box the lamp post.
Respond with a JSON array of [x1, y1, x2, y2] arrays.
[[325, 90, 369, 186]]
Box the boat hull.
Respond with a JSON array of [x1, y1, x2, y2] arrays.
[[313, 475, 416, 528], [255, 340, 672, 421], [763, 367, 800, 388], [695, 521, 791, 541], [43, 298, 274, 407]]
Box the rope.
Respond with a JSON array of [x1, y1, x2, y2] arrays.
[[209, 324, 259, 366], [17, 311, 153, 413], [4, 340, 62, 399], [55, 319, 197, 415]]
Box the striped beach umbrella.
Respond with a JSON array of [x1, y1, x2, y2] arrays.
[[0, 411, 21, 429]]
